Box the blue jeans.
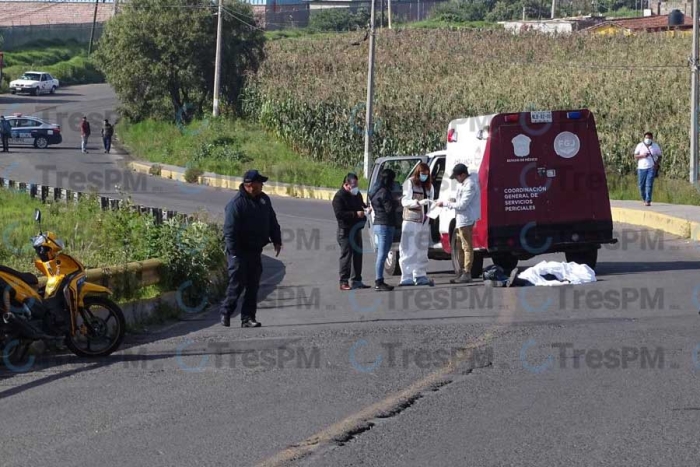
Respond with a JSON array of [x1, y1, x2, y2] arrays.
[[637, 168, 655, 203], [374, 224, 395, 282]]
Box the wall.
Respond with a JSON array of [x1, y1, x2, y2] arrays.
[[0, 23, 104, 50]]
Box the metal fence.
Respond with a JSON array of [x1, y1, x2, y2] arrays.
[[263, 0, 448, 31]]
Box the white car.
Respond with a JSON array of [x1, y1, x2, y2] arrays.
[[10, 71, 60, 96]]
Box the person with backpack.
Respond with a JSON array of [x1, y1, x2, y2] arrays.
[[80, 116, 91, 153], [369, 168, 400, 291], [101, 119, 114, 154]]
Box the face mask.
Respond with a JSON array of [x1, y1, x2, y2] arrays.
[[419, 174, 429, 182], [644, 138, 652, 146], [350, 187, 359, 196]]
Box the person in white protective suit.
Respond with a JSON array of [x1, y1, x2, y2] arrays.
[[399, 163, 435, 286]]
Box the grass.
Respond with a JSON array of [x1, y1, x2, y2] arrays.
[[0, 188, 224, 301], [607, 173, 700, 205], [118, 117, 366, 189], [0, 39, 103, 91]]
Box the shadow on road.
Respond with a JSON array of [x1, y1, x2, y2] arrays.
[[0, 97, 80, 106], [596, 261, 700, 275], [0, 255, 286, 392]]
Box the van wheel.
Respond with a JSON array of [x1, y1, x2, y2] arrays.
[[565, 248, 598, 270], [385, 250, 401, 276], [491, 253, 518, 275]]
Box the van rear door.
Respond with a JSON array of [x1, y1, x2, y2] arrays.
[[368, 155, 428, 249], [489, 110, 598, 252]]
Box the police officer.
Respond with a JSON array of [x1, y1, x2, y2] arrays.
[[220, 169, 282, 328], [0, 116, 11, 153]]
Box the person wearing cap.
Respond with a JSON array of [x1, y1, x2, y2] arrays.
[[436, 163, 481, 284], [332, 173, 371, 290], [0, 116, 10, 153], [220, 169, 282, 328]]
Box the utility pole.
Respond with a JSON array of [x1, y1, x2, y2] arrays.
[[381, 0, 384, 28], [551, 0, 556, 19], [363, 0, 377, 180], [388, 0, 392, 29], [88, 0, 100, 55], [691, 0, 699, 185], [213, 0, 223, 117]]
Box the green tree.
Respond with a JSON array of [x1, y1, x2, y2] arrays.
[[93, 0, 265, 122]]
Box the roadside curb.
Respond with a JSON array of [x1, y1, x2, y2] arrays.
[[611, 207, 700, 242], [128, 161, 338, 202], [127, 159, 700, 242]]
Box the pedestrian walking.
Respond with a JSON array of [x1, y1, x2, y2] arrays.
[[101, 119, 114, 154], [369, 168, 400, 291], [0, 116, 10, 153], [633, 131, 662, 206], [399, 163, 434, 287], [332, 173, 370, 291], [220, 169, 282, 328], [80, 116, 91, 153], [436, 163, 481, 283]]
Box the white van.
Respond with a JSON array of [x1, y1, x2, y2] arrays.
[[368, 109, 618, 277]]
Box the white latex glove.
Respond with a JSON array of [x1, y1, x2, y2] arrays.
[[418, 199, 431, 206]]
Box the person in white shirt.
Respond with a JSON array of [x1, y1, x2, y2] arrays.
[[398, 163, 434, 287], [436, 163, 481, 283], [633, 131, 662, 206]]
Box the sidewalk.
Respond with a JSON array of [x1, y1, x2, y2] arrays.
[[126, 159, 700, 242], [610, 200, 700, 241]]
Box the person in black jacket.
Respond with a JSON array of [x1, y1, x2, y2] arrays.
[[220, 169, 282, 328], [369, 169, 399, 291], [332, 173, 370, 290]]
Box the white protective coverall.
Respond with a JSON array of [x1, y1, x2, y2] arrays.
[[399, 179, 434, 284]]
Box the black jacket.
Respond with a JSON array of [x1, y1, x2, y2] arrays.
[[370, 186, 399, 227], [223, 184, 282, 255], [332, 188, 367, 230]]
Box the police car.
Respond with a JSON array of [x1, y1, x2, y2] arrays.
[[5, 114, 62, 149]]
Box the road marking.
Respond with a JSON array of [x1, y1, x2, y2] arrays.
[[256, 292, 519, 466]]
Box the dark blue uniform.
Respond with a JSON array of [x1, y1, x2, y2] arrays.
[[220, 183, 282, 324]]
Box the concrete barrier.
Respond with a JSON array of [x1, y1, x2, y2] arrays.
[[36, 258, 163, 291], [129, 161, 339, 202]]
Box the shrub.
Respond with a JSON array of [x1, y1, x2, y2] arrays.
[[309, 8, 370, 32], [184, 166, 204, 183], [149, 164, 162, 176]]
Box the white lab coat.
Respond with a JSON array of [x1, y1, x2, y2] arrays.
[[399, 180, 434, 283]]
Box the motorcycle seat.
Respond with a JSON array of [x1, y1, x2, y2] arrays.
[[0, 265, 39, 286]]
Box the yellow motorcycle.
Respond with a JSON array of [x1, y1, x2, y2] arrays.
[[1, 209, 126, 366]]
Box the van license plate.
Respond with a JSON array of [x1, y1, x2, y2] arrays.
[[531, 111, 552, 123]]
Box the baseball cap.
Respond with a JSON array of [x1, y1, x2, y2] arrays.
[[449, 163, 469, 179], [243, 169, 269, 183]]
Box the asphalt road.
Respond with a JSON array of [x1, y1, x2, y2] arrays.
[[1, 85, 700, 467]]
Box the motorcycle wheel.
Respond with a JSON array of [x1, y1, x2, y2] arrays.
[[65, 297, 126, 358], [0, 338, 33, 371]]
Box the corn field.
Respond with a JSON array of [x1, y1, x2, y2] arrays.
[[241, 29, 693, 178]]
